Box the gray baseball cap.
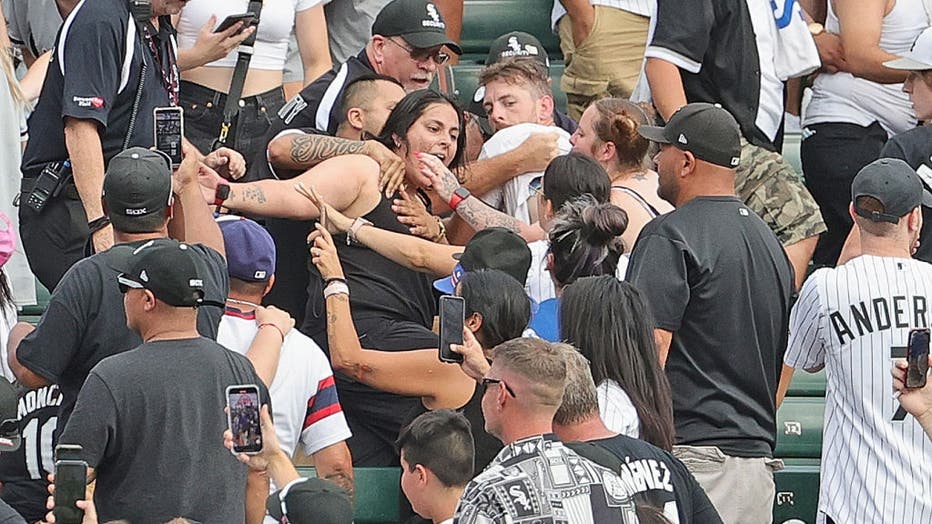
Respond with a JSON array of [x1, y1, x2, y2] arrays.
[[851, 158, 932, 223]]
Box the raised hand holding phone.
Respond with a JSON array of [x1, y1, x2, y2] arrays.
[[53, 445, 87, 524], [226, 385, 263, 454], [438, 295, 465, 363]]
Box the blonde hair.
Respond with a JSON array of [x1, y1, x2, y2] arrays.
[[1, 44, 26, 107]]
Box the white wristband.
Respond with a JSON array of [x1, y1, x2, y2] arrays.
[[324, 281, 350, 298]]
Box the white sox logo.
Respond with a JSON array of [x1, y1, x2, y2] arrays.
[[422, 4, 445, 28]]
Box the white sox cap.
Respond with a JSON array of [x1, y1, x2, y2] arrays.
[[885, 27, 932, 70]]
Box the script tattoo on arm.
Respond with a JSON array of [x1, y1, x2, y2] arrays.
[[242, 186, 267, 204], [290, 134, 367, 165], [455, 199, 521, 234]]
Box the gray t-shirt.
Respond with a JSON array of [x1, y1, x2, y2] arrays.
[[323, 0, 390, 63], [3, 0, 62, 58], [16, 241, 228, 438], [60, 337, 270, 524]]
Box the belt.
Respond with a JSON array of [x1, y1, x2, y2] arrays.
[[19, 178, 80, 200], [180, 80, 284, 109]]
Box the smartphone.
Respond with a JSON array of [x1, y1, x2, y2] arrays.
[[53, 444, 86, 524], [907, 328, 930, 388], [438, 295, 465, 363], [153, 107, 184, 168], [214, 12, 257, 33], [226, 385, 263, 454]]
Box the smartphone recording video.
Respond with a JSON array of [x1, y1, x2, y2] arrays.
[[438, 295, 465, 363], [153, 107, 184, 168], [907, 328, 930, 389], [226, 385, 263, 454]]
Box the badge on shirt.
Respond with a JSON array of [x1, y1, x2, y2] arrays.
[[73, 96, 106, 109]]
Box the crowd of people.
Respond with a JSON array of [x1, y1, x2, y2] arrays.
[[0, 0, 930, 523]]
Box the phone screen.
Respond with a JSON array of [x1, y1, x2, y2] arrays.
[[438, 295, 465, 363], [907, 328, 930, 388], [54, 454, 87, 524], [227, 385, 262, 454], [154, 107, 184, 168]]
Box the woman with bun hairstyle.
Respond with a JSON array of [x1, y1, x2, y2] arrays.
[[561, 275, 675, 449], [570, 98, 673, 249], [525, 195, 628, 341]]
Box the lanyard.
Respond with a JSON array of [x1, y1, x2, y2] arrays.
[[140, 20, 179, 106]]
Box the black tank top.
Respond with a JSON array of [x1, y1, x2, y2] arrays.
[[301, 194, 436, 338]]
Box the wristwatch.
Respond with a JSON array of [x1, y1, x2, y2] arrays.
[[448, 187, 471, 210], [214, 183, 231, 208], [808, 22, 825, 36]]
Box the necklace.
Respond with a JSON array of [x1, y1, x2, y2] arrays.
[[226, 298, 262, 309]]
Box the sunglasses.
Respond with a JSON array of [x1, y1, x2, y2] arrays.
[[386, 37, 450, 65], [481, 377, 516, 398]]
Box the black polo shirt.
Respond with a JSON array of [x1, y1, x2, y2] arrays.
[[646, 0, 777, 151], [21, 0, 177, 178]]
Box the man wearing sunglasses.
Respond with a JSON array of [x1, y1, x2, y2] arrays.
[[455, 338, 639, 523], [268, 0, 462, 141]]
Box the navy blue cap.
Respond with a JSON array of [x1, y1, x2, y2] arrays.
[[217, 217, 276, 282]]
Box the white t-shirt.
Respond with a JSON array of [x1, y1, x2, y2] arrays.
[[217, 307, 351, 522], [176, 0, 324, 71], [597, 379, 639, 438], [524, 239, 629, 304], [478, 123, 572, 224]]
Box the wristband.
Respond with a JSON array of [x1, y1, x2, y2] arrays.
[[324, 277, 347, 286], [258, 322, 285, 342], [347, 217, 372, 245], [88, 216, 111, 235], [324, 281, 350, 298], [448, 187, 471, 210]]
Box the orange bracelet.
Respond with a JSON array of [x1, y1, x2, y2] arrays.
[[258, 323, 285, 342]]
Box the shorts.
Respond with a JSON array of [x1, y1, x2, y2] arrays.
[[735, 139, 826, 246]]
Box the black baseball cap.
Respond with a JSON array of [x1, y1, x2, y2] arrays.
[[0, 378, 20, 452], [117, 238, 205, 307], [372, 0, 462, 55], [267, 478, 353, 524], [851, 158, 932, 223], [638, 103, 742, 168], [469, 32, 551, 129], [103, 147, 173, 225], [434, 228, 532, 293]]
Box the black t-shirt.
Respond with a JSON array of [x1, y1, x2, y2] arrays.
[[648, 0, 776, 150], [880, 127, 932, 264], [626, 197, 794, 457], [568, 435, 722, 524], [59, 337, 270, 523], [0, 385, 60, 522], [15, 241, 228, 438], [21, 0, 177, 177]]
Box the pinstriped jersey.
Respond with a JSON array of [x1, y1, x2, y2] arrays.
[[785, 255, 932, 523]]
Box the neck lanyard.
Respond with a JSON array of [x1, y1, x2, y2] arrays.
[[141, 20, 179, 105]]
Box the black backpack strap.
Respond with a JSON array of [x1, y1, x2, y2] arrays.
[[212, 0, 264, 150]]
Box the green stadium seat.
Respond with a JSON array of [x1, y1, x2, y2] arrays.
[[773, 458, 820, 523], [460, 0, 560, 61], [295, 467, 401, 524], [786, 369, 826, 397], [775, 397, 824, 458], [441, 63, 568, 114], [17, 279, 50, 322]]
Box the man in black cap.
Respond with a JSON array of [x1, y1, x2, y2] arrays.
[[60, 238, 269, 523], [8, 147, 227, 442], [625, 103, 794, 522], [781, 158, 932, 524]]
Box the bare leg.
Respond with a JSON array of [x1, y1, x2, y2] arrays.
[[784, 234, 818, 290]]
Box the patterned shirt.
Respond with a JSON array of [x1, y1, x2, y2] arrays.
[[454, 434, 639, 523]]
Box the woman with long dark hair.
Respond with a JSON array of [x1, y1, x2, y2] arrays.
[[560, 275, 675, 450]]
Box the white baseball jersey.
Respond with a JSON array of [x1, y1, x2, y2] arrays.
[[478, 123, 572, 224], [785, 255, 932, 523], [217, 308, 352, 523]]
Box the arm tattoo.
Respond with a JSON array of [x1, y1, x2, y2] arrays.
[[290, 134, 366, 165], [324, 471, 355, 502], [456, 199, 521, 234], [242, 186, 267, 204]]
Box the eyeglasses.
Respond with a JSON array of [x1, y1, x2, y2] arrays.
[[386, 37, 450, 65], [481, 377, 516, 398]]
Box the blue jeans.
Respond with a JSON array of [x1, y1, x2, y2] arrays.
[[178, 80, 285, 165]]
